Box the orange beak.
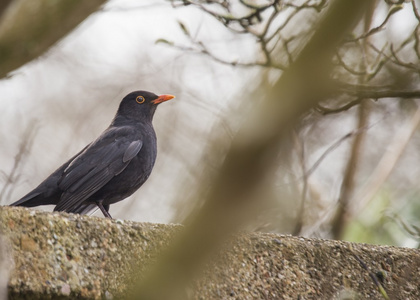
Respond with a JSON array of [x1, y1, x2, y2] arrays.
[[152, 94, 175, 105]]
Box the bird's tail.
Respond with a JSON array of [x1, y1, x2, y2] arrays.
[[11, 190, 96, 215], [10, 191, 54, 207]]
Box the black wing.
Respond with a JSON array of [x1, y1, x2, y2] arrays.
[[54, 127, 143, 212]]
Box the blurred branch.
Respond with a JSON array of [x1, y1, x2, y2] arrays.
[[340, 85, 420, 99], [0, 0, 107, 78], [332, 6, 376, 239], [161, 1, 420, 161], [293, 120, 375, 236], [412, 0, 420, 22], [0, 121, 39, 204], [166, 0, 328, 70], [331, 100, 370, 239], [292, 131, 308, 235], [388, 211, 420, 243], [352, 104, 420, 219], [169, 0, 419, 111], [304, 120, 377, 183], [0, 0, 13, 19], [345, 4, 403, 43], [157, 37, 283, 69], [316, 99, 365, 115], [316, 84, 420, 115], [129, 0, 369, 299]]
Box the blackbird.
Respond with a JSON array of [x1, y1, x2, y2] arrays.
[[10, 90, 174, 218]]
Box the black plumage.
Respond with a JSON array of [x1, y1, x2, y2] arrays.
[[10, 90, 174, 218]]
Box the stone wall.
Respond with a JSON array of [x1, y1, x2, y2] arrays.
[[1, 206, 419, 299]]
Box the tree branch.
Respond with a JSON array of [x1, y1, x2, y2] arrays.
[[0, 0, 107, 78]]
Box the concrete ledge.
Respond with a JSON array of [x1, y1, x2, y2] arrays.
[[1, 206, 420, 299], [1, 206, 180, 299]]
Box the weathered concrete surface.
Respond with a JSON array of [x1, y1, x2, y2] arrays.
[[1, 206, 180, 299], [1, 206, 420, 299]]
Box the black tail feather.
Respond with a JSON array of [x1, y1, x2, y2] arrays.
[[10, 191, 57, 207]]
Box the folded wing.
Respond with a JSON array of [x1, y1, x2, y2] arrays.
[[54, 127, 143, 212]]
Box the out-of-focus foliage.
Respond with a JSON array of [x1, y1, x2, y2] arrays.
[[0, 0, 107, 78], [129, 1, 369, 299], [164, 0, 420, 245]]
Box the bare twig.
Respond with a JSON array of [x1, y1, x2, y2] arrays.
[[335, 50, 367, 76], [412, 0, 420, 22], [390, 45, 420, 71], [169, 0, 420, 96], [0, 121, 39, 204], [352, 104, 420, 218], [331, 99, 370, 239], [331, 6, 376, 239], [341, 87, 420, 99], [292, 130, 308, 235], [167, 0, 329, 71], [316, 98, 365, 115], [345, 4, 403, 43], [305, 126, 370, 180]]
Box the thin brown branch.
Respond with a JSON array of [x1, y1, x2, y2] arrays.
[[0, 121, 39, 204], [157, 33, 287, 69], [331, 5, 375, 239], [170, 41, 284, 69], [335, 51, 367, 76], [414, 25, 420, 60], [316, 98, 364, 115], [257, 5, 281, 41], [284, 0, 327, 12], [366, 41, 417, 71], [352, 105, 420, 220], [390, 45, 420, 71], [331, 100, 370, 239], [412, 0, 420, 22], [266, 6, 302, 43], [283, 36, 297, 65], [342, 87, 420, 99], [304, 127, 370, 179], [345, 4, 403, 43], [292, 130, 308, 236], [317, 85, 420, 114]]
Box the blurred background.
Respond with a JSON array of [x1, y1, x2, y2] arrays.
[[1, 0, 420, 248]]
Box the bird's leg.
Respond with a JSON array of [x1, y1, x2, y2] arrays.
[[97, 201, 112, 219]]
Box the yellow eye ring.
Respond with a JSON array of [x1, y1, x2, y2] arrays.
[[136, 96, 145, 104]]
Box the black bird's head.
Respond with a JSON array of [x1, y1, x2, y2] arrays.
[[113, 90, 175, 125]]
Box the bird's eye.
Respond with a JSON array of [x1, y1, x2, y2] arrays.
[[136, 96, 145, 104]]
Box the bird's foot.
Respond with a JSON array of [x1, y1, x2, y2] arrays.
[[97, 202, 112, 219]]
